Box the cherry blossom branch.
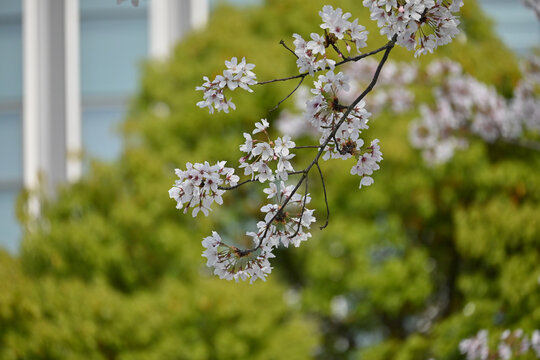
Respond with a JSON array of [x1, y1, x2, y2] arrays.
[[178, 3, 465, 283], [255, 41, 394, 86], [254, 36, 396, 251], [288, 175, 309, 239], [218, 179, 257, 191], [315, 162, 330, 230], [269, 76, 305, 112], [294, 145, 324, 149], [279, 39, 299, 59], [331, 42, 349, 60]]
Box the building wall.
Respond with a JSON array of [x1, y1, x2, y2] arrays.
[[479, 0, 540, 54], [0, 0, 22, 253], [80, 0, 148, 162]]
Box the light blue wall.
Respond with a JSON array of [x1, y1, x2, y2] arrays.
[[80, 0, 148, 164], [0, 0, 22, 253], [478, 0, 539, 53]]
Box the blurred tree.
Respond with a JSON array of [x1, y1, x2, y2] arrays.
[[2, 0, 538, 359]]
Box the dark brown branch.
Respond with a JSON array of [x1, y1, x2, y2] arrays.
[[218, 179, 257, 190], [269, 76, 306, 112], [332, 134, 345, 154], [288, 170, 307, 175], [315, 162, 330, 230], [294, 145, 324, 149], [280, 39, 298, 59], [256, 41, 393, 85], [331, 43, 349, 60]]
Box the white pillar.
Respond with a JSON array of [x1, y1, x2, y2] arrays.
[[23, 0, 40, 215], [65, 0, 82, 183], [149, 0, 208, 59], [190, 0, 208, 31], [23, 0, 81, 214]]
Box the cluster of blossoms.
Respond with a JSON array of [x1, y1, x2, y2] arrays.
[[168, 161, 239, 217], [277, 59, 417, 137], [363, 0, 464, 57], [282, 54, 540, 167], [196, 57, 257, 113], [199, 177, 316, 283], [171, 118, 316, 282], [260, 181, 316, 248], [292, 5, 369, 75], [305, 69, 384, 188], [239, 119, 296, 182], [201, 231, 275, 283], [410, 58, 540, 164], [340, 59, 418, 113], [177, 4, 465, 282], [459, 329, 540, 360]]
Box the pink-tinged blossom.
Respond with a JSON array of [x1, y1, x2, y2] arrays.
[[274, 135, 296, 157], [410, 58, 540, 164], [168, 161, 238, 217], [307, 33, 327, 55], [202, 231, 274, 283], [239, 133, 253, 154], [253, 118, 270, 134], [293, 33, 336, 75], [459, 330, 489, 360], [292, 6, 370, 75], [350, 139, 383, 188], [362, 0, 463, 57], [532, 330, 540, 357], [196, 57, 256, 113], [319, 5, 352, 40], [258, 182, 315, 248], [237, 120, 299, 183], [252, 142, 274, 161], [454, 329, 540, 360]]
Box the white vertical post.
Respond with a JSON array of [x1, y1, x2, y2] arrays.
[[149, 0, 208, 59], [23, 0, 75, 215], [23, 0, 41, 216], [190, 0, 208, 31], [149, 0, 171, 59], [65, 0, 82, 182]]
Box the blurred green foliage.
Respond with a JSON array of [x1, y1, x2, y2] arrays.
[[2, 0, 539, 359]]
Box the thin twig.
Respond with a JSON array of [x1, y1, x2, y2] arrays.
[[218, 179, 257, 190], [315, 162, 330, 230], [288, 175, 309, 239], [294, 145, 324, 149], [280, 39, 298, 59], [331, 43, 349, 60], [332, 133, 345, 154], [288, 170, 307, 175], [256, 41, 392, 85], [269, 76, 306, 112]]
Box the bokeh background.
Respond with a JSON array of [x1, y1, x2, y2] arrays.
[[1, 0, 539, 359]]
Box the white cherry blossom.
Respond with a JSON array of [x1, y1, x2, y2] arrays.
[[196, 57, 256, 113]]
